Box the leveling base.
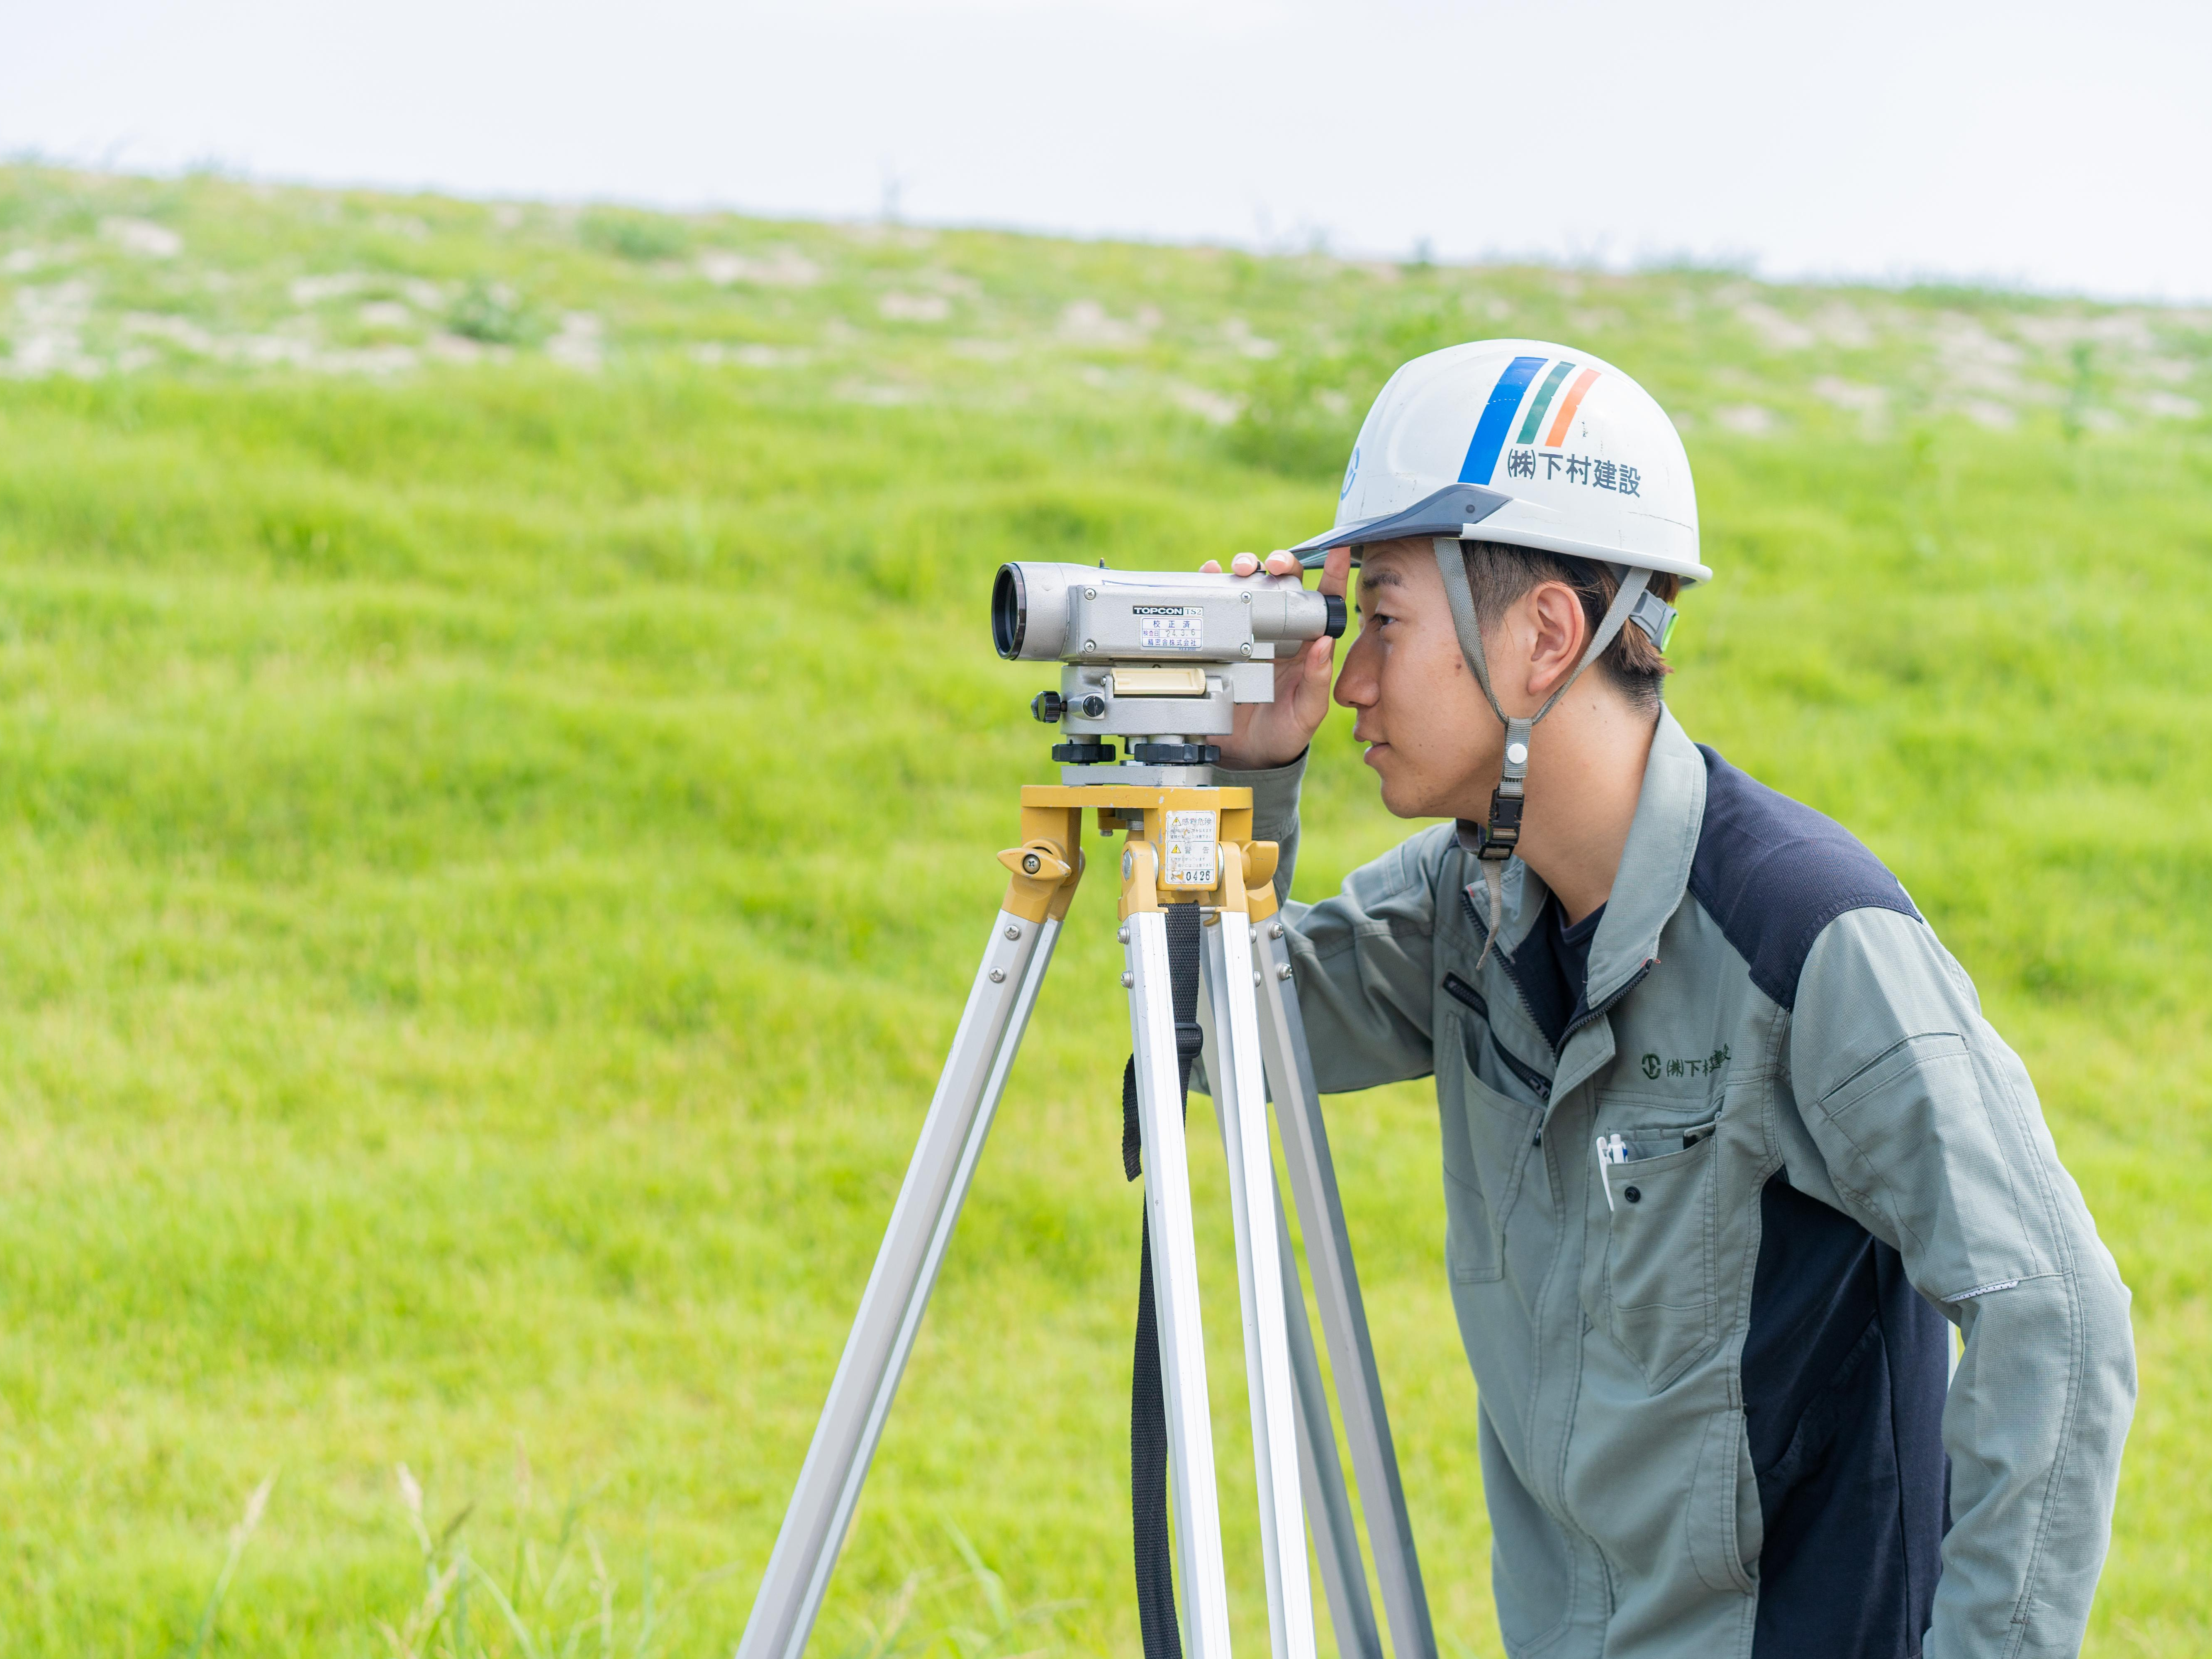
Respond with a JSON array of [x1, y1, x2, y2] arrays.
[[737, 784, 1436, 1659]]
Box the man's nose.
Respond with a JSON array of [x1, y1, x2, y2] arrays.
[[1333, 635, 1376, 708]]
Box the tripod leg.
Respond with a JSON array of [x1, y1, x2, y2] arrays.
[[1201, 896, 1316, 1659], [1123, 858, 1233, 1659], [738, 904, 1067, 1659], [1277, 1194, 1384, 1659], [1250, 921, 1438, 1659], [1198, 978, 1377, 1659]]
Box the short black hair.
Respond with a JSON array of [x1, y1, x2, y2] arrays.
[[1462, 540, 1679, 709]]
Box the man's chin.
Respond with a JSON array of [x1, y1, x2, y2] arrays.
[[1373, 775, 1432, 821]]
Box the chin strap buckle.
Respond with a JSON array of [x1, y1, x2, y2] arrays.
[[1468, 716, 1534, 967], [1474, 784, 1523, 860]]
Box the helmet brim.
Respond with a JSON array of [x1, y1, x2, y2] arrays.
[[1293, 482, 1711, 584], [1291, 483, 1511, 567]]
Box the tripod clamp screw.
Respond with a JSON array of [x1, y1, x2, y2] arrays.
[[1022, 853, 1042, 874]]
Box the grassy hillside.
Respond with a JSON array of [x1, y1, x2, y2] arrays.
[[1, 165, 2208, 1657]]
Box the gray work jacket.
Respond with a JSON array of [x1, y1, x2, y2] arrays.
[[1229, 709, 2134, 1659]]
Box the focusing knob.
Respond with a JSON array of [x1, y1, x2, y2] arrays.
[[1324, 594, 1348, 638], [1031, 690, 1065, 724]]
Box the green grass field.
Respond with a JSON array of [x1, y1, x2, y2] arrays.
[[1, 165, 2208, 1657]]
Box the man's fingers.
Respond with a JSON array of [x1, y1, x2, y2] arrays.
[[1296, 635, 1333, 701], [1201, 558, 1223, 573], [1230, 551, 1261, 576], [1318, 544, 1352, 597], [1264, 550, 1301, 576]]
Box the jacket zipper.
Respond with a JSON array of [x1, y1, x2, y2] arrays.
[[1446, 972, 1554, 1100], [1462, 885, 1553, 1030], [1456, 889, 1559, 1099], [1562, 958, 1658, 1047], [1461, 884, 1659, 1079]]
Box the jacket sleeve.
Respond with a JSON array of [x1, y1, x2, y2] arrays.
[[1218, 751, 1444, 1096], [1788, 907, 2136, 1659]]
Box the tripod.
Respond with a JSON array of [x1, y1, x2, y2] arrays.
[[737, 781, 1437, 1659]]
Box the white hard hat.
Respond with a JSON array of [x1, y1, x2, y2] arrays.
[[1292, 339, 1707, 584]]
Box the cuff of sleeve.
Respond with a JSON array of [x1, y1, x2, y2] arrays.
[[1217, 748, 1307, 842]]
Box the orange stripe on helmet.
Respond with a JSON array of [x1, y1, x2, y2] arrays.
[[1542, 367, 1602, 448]]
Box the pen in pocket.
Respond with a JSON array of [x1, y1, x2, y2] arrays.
[[1594, 1133, 1627, 1211]]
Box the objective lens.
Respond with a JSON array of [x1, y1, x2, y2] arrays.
[[992, 565, 1027, 659]]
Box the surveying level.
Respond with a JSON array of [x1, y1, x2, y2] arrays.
[[738, 566, 1433, 1659]]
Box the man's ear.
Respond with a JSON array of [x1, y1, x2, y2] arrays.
[[1524, 580, 1590, 698]]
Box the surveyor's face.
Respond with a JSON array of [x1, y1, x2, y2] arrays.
[[1332, 542, 1502, 821]]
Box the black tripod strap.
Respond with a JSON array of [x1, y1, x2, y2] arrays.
[[1123, 903, 1205, 1659]]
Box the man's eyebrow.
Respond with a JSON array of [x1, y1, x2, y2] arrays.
[[1357, 566, 1405, 606]]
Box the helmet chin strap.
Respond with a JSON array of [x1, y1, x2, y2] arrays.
[[1430, 536, 1653, 967]]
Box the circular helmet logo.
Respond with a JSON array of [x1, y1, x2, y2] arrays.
[[1340, 445, 1361, 501]]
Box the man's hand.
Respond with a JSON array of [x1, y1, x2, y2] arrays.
[[1203, 545, 1351, 770]]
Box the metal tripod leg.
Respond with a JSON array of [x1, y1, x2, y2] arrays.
[[1121, 860, 1233, 1659], [736, 904, 1065, 1659], [1277, 1195, 1384, 1659], [1251, 922, 1438, 1659], [1197, 952, 1380, 1659], [1203, 942, 1371, 1659], [1199, 873, 1316, 1659]]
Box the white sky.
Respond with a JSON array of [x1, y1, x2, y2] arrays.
[[8, 0, 2210, 302]]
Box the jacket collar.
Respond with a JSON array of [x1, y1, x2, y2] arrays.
[[1585, 705, 1706, 1007]]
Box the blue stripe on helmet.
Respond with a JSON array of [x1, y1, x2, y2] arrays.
[[1457, 355, 1549, 486]]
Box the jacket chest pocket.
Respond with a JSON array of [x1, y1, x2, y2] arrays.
[[1592, 1120, 1721, 1390], [1441, 1016, 1543, 1284]]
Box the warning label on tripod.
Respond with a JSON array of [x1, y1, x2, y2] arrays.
[[1165, 810, 1218, 887], [1136, 606, 1203, 652]]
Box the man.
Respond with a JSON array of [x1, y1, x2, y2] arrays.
[[1203, 341, 2134, 1658]]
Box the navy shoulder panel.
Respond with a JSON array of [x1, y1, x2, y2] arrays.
[[1689, 745, 1920, 1011]]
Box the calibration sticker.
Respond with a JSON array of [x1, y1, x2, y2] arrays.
[[1135, 605, 1203, 652], [1164, 810, 1219, 887]]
